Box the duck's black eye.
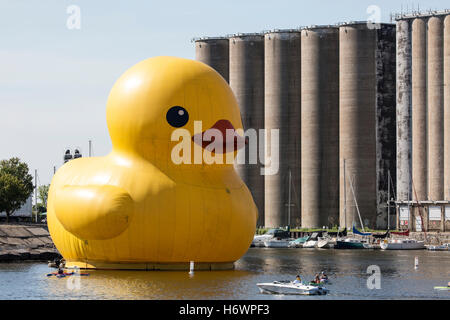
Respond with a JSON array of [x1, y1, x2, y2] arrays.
[[166, 106, 189, 128]]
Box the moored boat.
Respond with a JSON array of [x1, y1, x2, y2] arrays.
[[302, 239, 318, 248], [334, 238, 366, 249], [380, 238, 425, 250], [252, 228, 290, 247], [426, 243, 449, 251], [317, 237, 336, 249], [289, 235, 310, 248], [264, 238, 292, 248]]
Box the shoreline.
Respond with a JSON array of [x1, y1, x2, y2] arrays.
[[0, 223, 61, 262]]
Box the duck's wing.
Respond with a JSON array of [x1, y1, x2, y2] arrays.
[[53, 185, 134, 240]]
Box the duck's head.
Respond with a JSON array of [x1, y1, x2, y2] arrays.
[[106, 56, 244, 169]]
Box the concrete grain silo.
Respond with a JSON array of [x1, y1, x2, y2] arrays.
[[427, 16, 445, 200], [229, 33, 265, 227], [396, 19, 412, 202], [195, 37, 230, 82], [411, 18, 428, 201], [300, 26, 340, 228], [264, 30, 301, 228], [445, 15, 450, 200], [339, 22, 396, 230]]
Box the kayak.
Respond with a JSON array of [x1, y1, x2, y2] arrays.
[[434, 286, 450, 291], [47, 272, 90, 277]]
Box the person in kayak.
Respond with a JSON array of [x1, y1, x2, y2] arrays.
[[293, 275, 302, 284], [57, 263, 64, 275]]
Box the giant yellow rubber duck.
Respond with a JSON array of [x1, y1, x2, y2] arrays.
[[47, 56, 257, 270]]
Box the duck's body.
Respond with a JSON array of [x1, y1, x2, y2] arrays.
[[47, 57, 257, 270]]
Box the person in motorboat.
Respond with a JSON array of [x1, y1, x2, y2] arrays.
[[320, 272, 328, 282], [313, 274, 321, 284], [293, 275, 302, 284]]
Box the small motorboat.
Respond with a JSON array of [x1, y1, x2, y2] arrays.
[[426, 243, 449, 251], [252, 228, 290, 247], [264, 238, 293, 248], [257, 281, 329, 295], [317, 237, 336, 249], [380, 238, 425, 250], [434, 286, 450, 291], [289, 236, 310, 248], [302, 240, 318, 248]]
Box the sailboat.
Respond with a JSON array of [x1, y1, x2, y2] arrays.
[[335, 162, 372, 249]]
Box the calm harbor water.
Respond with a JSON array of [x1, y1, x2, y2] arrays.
[[0, 248, 449, 300]]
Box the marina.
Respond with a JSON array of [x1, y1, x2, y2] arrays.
[[0, 248, 449, 300]]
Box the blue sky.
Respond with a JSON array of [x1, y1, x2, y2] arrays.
[[0, 0, 448, 188]]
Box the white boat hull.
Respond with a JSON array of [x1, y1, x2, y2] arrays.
[[302, 240, 318, 248], [426, 245, 449, 251], [257, 282, 329, 295], [380, 240, 425, 250], [317, 239, 336, 249], [264, 240, 291, 248], [252, 235, 273, 247]]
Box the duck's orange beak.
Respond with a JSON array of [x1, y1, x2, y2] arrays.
[[192, 119, 247, 153]]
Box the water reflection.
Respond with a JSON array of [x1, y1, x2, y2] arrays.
[[0, 249, 449, 299]]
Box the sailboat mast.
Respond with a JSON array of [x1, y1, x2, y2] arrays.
[[288, 169, 291, 228], [388, 170, 390, 230], [348, 171, 365, 232], [343, 159, 347, 230]]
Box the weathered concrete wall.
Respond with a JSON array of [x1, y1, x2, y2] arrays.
[[301, 27, 340, 228], [427, 16, 445, 200], [445, 15, 450, 200], [375, 25, 397, 229], [339, 23, 377, 229], [229, 34, 265, 227], [264, 31, 301, 228], [411, 18, 428, 201], [396, 19, 412, 202]]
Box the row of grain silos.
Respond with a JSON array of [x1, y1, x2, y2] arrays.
[[194, 22, 397, 230], [396, 11, 450, 203]]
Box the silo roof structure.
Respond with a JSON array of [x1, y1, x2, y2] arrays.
[[194, 36, 230, 82]]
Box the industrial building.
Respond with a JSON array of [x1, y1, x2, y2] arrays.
[[264, 30, 301, 229], [194, 9, 450, 230], [338, 22, 396, 230], [395, 10, 450, 232], [300, 26, 339, 229]]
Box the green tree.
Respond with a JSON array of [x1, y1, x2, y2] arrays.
[[0, 158, 34, 223], [38, 184, 49, 207]]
